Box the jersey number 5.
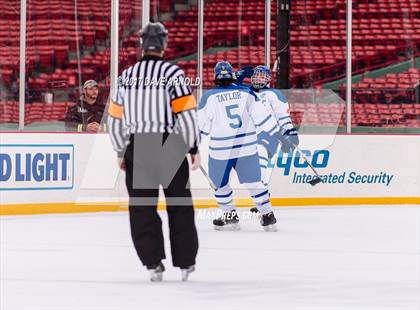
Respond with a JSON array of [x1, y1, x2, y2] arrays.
[[225, 104, 243, 129]]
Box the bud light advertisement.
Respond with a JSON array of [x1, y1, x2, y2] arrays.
[[0, 144, 74, 190]]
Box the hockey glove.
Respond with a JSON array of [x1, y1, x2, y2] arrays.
[[258, 131, 279, 158], [279, 133, 299, 154], [235, 66, 254, 85]]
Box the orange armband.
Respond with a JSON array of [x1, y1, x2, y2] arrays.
[[171, 95, 197, 113], [108, 101, 124, 119]]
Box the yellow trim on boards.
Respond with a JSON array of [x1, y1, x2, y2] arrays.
[[0, 197, 419, 216]]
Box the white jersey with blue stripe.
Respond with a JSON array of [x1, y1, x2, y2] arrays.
[[258, 88, 297, 136], [198, 84, 279, 160]]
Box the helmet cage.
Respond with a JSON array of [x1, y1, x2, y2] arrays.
[[251, 70, 271, 89]]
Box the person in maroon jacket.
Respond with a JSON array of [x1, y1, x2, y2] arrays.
[[64, 80, 107, 132]]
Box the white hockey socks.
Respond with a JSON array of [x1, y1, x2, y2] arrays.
[[245, 182, 273, 215], [214, 185, 235, 212]]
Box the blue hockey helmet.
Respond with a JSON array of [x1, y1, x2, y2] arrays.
[[251, 65, 271, 89], [214, 61, 235, 81]]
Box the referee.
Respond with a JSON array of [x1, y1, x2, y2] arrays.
[[107, 22, 200, 282]]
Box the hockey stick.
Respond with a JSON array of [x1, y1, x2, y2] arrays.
[[199, 165, 218, 190], [266, 103, 322, 186], [294, 146, 322, 186]]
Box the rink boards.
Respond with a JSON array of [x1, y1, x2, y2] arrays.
[[0, 132, 419, 215]]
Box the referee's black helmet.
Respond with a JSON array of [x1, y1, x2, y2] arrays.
[[139, 22, 168, 52]]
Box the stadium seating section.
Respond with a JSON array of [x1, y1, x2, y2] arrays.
[[342, 68, 419, 104], [0, 0, 419, 128], [2, 100, 419, 128]]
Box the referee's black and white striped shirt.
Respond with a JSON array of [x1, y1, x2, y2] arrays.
[[107, 55, 200, 155]]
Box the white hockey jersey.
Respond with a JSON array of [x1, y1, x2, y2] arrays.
[[258, 88, 296, 136], [198, 84, 279, 160]]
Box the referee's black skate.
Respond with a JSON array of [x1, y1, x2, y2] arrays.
[[250, 207, 259, 213], [181, 265, 195, 282], [147, 262, 165, 282], [213, 210, 240, 231], [260, 211, 278, 232]]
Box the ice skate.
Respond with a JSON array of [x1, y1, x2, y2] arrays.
[[250, 207, 259, 213], [181, 265, 195, 282], [213, 210, 240, 231], [260, 212, 278, 232], [147, 262, 165, 282]]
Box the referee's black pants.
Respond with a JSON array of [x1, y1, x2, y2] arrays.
[[124, 133, 198, 268]]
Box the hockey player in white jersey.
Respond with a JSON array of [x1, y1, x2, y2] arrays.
[[250, 65, 299, 186], [198, 61, 281, 231], [236, 65, 299, 187]]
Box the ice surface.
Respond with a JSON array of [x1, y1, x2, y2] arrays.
[[1, 205, 419, 310]]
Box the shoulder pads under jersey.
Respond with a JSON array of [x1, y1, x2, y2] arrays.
[[261, 88, 287, 103]]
